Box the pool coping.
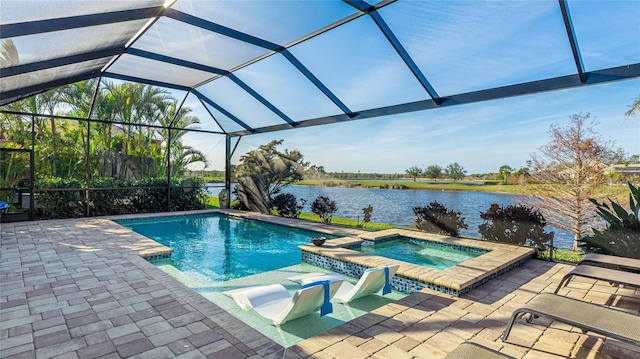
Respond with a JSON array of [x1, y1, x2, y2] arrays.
[[298, 229, 535, 297]]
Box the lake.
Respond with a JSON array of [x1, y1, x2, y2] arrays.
[[207, 184, 574, 250]]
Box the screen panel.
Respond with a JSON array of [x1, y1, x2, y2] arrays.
[[379, 1, 576, 97]]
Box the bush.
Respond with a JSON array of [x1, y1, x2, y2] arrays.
[[581, 182, 640, 259], [35, 178, 85, 218], [413, 201, 468, 237], [35, 177, 205, 219], [357, 204, 373, 228], [478, 203, 554, 252], [311, 195, 337, 223], [169, 177, 207, 212], [272, 193, 305, 218]]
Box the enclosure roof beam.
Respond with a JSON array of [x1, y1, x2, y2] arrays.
[[559, 0, 586, 83], [227, 73, 297, 127], [126, 48, 228, 75], [227, 63, 640, 136], [0, 7, 165, 38], [0, 109, 225, 135], [102, 73, 191, 92], [280, 50, 354, 117], [345, 0, 441, 103], [165, 8, 352, 117], [126, 49, 296, 127], [192, 89, 255, 133], [164, 8, 283, 52], [2, 46, 124, 78], [0, 71, 100, 106]]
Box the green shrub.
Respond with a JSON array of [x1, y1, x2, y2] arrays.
[[479, 203, 554, 253], [169, 177, 206, 211], [35, 178, 85, 218], [311, 195, 337, 223], [581, 182, 640, 259], [35, 176, 205, 219], [89, 177, 134, 215], [413, 201, 468, 237], [272, 193, 305, 218]]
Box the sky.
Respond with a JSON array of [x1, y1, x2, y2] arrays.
[[183, 79, 640, 174], [171, 0, 640, 175]]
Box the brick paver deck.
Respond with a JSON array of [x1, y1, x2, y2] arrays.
[[1, 211, 639, 358]]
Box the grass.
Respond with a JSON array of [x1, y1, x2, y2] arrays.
[[545, 248, 584, 264], [297, 212, 395, 231]]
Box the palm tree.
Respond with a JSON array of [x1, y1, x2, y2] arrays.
[[0, 39, 19, 67], [157, 101, 209, 176], [104, 82, 170, 179]]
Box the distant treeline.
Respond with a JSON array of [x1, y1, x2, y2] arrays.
[[187, 170, 406, 181]]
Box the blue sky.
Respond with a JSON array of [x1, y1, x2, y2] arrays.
[[174, 1, 639, 175], [183, 77, 640, 175]]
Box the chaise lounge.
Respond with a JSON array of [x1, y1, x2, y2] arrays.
[[223, 279, 343, 326], [502, 293, 640, 346], [288, 265, 400, 303], [554, 264, 640, 294], [577, 253, 640, 273]]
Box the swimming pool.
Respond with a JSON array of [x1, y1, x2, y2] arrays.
[[119, 213, 331, 281], [118, 213, 407, 348], [357, 236, 485, 270]]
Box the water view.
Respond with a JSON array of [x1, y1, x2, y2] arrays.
[[208, 184, 575, 249]]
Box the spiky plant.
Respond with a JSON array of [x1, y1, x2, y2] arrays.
[[581, 183, 640, 258]]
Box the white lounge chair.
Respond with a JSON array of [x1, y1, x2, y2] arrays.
[[288, 265, 400, 303], [223, 279, 343, 326]]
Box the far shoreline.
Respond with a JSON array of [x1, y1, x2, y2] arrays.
[[296, 179, 525, 195], [204, 178, 630, 200]]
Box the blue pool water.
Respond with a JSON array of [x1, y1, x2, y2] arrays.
[[118, 214, 331, 281], [357, 238, 484, 270]]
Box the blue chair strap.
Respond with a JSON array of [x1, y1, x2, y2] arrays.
[[302, 280, 333, 316], [383, 267, 392, 295]]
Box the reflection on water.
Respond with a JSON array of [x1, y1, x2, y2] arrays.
[[208, 184, 575, 249]]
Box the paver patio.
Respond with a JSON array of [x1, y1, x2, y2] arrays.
[[1, 212, 639, 358]]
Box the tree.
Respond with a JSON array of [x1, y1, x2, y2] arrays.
[[405, 166, 423, 181], [425, 165, 442, 181], [525, 113, 622, 251], [0, 39, 19, 67], [445, 162, 466, 182], [498, 165, 513, 183], [233, 140, 308, 213], [625, 95, 640, 121]]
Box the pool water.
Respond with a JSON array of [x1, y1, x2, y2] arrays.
[[357, 238, 483, 270], [119, 214, 329, 281]]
